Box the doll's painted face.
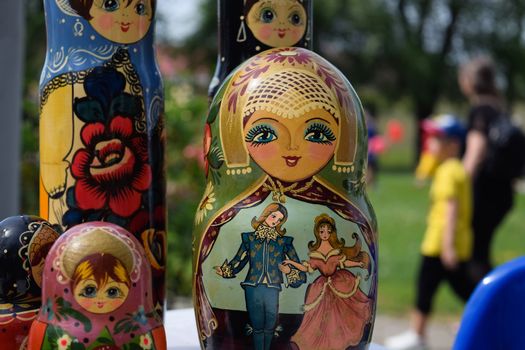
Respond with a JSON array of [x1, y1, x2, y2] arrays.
[[244, 108, 338, 182], [319, 223, 332, 241], [264, 211, 285, 228], [72, 254, 131, 314], [89, 0, 153, 44], [246, 0, 307, 47]]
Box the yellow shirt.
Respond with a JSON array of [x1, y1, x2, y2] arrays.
[[421, 158, 473, 260]]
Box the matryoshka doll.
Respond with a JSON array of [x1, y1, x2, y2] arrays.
[[194, 47, 378, 349], [0, 215, 60, 350], [28, 222, 166, 350], [208, 0, 313, 100], [39, 0, 166, 313]]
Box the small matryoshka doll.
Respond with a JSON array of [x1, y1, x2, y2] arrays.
[[28, 222, 166, 350], [208, 0, 313, 100], [194, 47, 378, 349], [0, 215, 60, 350]]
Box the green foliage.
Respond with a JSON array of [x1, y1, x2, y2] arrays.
[[164, 81, 208, 298]]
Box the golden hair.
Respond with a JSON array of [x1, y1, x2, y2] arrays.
[[309, 213, 370, 270], [219, 49, 358, 171], [251, 202, 288, 236]]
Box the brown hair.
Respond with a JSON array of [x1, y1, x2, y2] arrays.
[[251, 203, 288, 236], [460, 56, 500, 97], [309, 214, 370, 270], [69, 0, 156, 21], [71, 253, 131, 289]]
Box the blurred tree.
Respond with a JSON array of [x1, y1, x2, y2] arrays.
[[186, 0, 525, 163]]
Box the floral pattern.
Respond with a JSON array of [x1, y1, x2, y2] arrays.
[[139, 333, 153, 350], [57, 334, 72, 350], [195, 182, 216, 225], [70, 115, 152, 218], [264, 48, 313, 65]]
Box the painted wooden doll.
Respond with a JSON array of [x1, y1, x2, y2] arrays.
[[0, 216, 60, 350], [194, 47, 378, 350], [39, 0, 166, 313], [208, 0, 313, 100], [28, 222, 166, 350]]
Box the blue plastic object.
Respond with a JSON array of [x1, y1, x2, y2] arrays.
[[453, 256, 525, 350]]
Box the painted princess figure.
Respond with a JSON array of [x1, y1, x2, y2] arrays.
[[194, 47, 377, 349], [284, 214, 372, 350], [27, 222, 166, 350]]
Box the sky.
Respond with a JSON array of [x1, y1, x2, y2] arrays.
[[156, 0, 203, 43]]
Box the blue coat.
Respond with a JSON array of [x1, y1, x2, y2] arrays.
[[222, 231, 306, 290]]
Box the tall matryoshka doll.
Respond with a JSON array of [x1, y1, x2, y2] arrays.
[[39, 0, 166, 313], [28, 222, 166, 350], [194, 47, 378, 350], [0, 216, 60, 350], [208, 0, 313, 99]]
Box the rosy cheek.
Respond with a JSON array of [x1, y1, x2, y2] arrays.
[[290, 28, 303, 40], [94, 13, 115, 31], [137, 18, 151, 34], [248, 143, 279, 160], [78, 298, 94, 309], [308, 143, 335, 161], [257, 25, 274, 41]]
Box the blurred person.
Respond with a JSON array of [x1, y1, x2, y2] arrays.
[[366, 105, 381, 187], [459, 57, 516, 282], [384, 115, 475, 350]]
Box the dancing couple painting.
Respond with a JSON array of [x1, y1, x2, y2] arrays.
[[216, 203, 372, 350]]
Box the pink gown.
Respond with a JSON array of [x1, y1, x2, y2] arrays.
[[291, 249, 371, 350]]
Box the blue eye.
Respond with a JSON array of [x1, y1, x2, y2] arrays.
[[289, 11, 303, 26], [304, 123, 336, 144], [260, 7, 276, 23], [245, 124, 278, 146], [106, 287, 122, 298], [80, 285, 97, 298], [102, 0, 119, 12], [135, 2, 147, 16]]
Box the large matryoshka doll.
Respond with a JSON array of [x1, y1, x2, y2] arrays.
[[28, 222, 166, 350], [0, 216, 60, 350], [194, 47, 378, 350], [208, 0, 313, 100], [39, 0, 166, 313]]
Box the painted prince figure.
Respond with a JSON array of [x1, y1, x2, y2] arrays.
[[215, 203, 305, 350]]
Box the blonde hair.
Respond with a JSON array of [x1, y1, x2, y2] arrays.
[[251, 202, 288, 236], [219, 48, 358, 170]]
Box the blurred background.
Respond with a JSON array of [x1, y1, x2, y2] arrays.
[[12, 0, 525, 348]]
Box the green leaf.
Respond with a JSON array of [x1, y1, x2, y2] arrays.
[[71, 342, 86, 350], [109, 93, 141, 119], [74, 98, 105, 123]]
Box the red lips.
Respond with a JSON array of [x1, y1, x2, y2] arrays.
[[283, 156, 301, 167], [120, 22, 131, 32], [277, 29, 287, 38]]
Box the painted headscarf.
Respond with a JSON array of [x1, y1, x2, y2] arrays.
[[35, 222, 162, 348]]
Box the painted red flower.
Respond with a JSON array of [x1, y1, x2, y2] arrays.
[[71, 116, 152, 218]]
